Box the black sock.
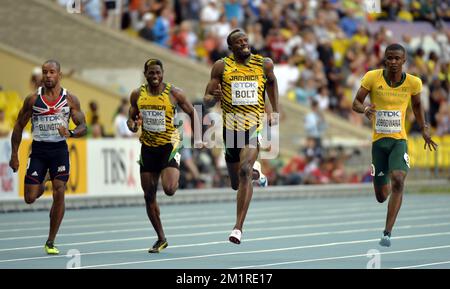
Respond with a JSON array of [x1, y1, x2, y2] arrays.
[[383, 230, 391, 237], [46, 240, 54, 247]]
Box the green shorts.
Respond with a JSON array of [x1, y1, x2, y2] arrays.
[[371, 138, 410, 186]]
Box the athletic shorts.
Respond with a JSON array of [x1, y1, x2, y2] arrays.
[[223, 126, 260, 163], [25, 140, 70, 184], [139, 143, 181, 173], [371, 138, 409, 186]]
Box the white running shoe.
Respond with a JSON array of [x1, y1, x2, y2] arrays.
[[229, 229, 242, 244], [379, 234, 391, 247], [253, 161, 268, 187]]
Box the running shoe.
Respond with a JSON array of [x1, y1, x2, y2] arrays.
[[148, 239, 168, 253], [253, 161, 268, 187], [44, 242, 60, 255], [379, 232, 391, 247], [229, 229, 242, 244]]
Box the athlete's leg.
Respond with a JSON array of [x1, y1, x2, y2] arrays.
[[141, 172, 165, 241], [372, 139, 390, 203], [234, 146, 259, 232], [24, 157, 48, 204], [384, 170, 406, 234], [374, 184, 390, 203], [226, 162, 240, 190], [161, 167, 179, 196], [47, 179, 66, 244]]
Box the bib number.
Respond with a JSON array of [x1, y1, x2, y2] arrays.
[[231, 81, 258, 105], [375, 110, 401, 134], [142, 109, 166, 132], [34, 114, 67, 138]]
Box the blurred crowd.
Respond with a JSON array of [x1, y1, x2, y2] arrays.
[[2, 0, 450, 188], [53, 0, 450, 134]]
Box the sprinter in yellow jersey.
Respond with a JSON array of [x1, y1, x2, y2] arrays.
[[353, 44, 437, 247], [127, 59, 202, 253], [204, 29, 279, 244]]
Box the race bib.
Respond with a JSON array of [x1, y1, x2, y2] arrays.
[[141, 109, 166, 132], [375, 110, 401, 134], [33, 114, 66, 138], [231, 81, 258, 105]]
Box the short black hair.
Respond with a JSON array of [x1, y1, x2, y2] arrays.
[[227, 29, 243, 46], [385, 43, 406, 55], [144, 58, 163, 72], [43, 59, 61, 72]]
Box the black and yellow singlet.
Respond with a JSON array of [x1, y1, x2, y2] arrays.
[[137, 83, 180, 147], [221, 54, 267, 132]]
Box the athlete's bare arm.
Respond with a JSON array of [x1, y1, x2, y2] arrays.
[[204, 60, 225, 107], [60, 93, 87, 138], [352, 86, 376, 120], [9, 94, 36, 172], [127, 89, 141, 133], [172, 86, 203, 147], [263, 57, 280, 126], [411, 92, 438, 151]]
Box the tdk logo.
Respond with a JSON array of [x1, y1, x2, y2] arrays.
[[39, 115, 60, 121], [149, 111, 164, 117], [377, 111, 400, 117]]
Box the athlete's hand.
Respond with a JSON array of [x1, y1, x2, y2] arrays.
[[127, 113, 142, 133], [364, 104, 376, 121], [268, 113, 279, 126], [9, 155, 19, 173], [58, 126, 71, 138], [421, 126, 438, 151], [212, 84, 223, 101]]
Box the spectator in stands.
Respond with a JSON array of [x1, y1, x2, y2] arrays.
[[315, 85, 330, 111], [0, 109, 10, 137], [152, 7, 172, 47], [138, 12, 155, 42], [114, 100, 134, 138], [436, 102, 450, 136], [304, 99, 327, 148], [429, 77, 447, 128], [86, 101, 105, 137], [30, 67, 42, 91], [200, 0, 221, 33], [104, 0, 122, 30], [89, 114, 104, 138], [85, 0, 102, 23]]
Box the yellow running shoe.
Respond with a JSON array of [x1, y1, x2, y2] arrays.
[[45, 243, 60, 255], [148, 239, 168, 253]]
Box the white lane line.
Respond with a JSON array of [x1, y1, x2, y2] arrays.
[[0, 215, 138, 227], [0, 209, 226, 227], [77, 231, 450, 268], [232, 245, 450, 269], [1, 221, 450, 264], [0, 205, 376, 233], [1, 197, 448, 228], [1, 206, 449, 250], [2, 210, 450, 242], [1, 203, 448, 234], [393, 260, 450, 269]]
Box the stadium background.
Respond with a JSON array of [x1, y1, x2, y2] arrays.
[[0, 0, 449, 201]]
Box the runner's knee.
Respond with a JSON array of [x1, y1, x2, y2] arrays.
[[24, 194, 37, 204], [163, 183, 178, 196], [239, 163, 253, 180], [391, 172, 405, 192], [374, 186, 389, 203]]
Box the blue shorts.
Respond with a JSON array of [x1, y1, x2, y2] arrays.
[[25, 141, 70, 184]]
